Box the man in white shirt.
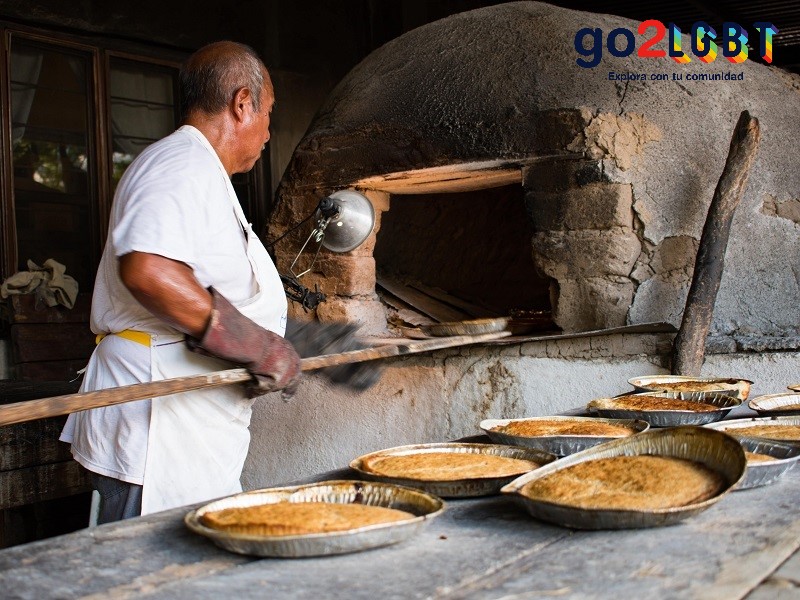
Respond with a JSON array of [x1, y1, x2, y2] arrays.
[[61, 41, 300, 522]]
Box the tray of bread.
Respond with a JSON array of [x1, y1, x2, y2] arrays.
[[732, 435, 800, 490], [705, 415, 800, 443], [587, 392, 741, 426], [501, 426, 745, 529], [748, 393, 800, 417], [628, 375, 752, 400], [184, 480, 444, 557], [349, 442, 555, 497], [480, 416, 649, 456]]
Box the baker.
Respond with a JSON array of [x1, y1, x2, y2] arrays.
[[61, 41, 304, 523]]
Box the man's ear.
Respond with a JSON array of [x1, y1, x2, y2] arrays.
[[232, 87, 252, 123]]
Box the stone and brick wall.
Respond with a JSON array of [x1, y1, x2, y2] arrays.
[[271, 2, 800, 345], [525, 159, 639, 331]]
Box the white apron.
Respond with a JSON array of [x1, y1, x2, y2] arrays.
[[141, 178, 287, 515]]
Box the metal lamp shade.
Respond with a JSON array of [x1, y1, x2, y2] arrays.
[[320, 190, 375, 253]]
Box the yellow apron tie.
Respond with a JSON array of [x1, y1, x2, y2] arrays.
[[95, 329, 152, 347]]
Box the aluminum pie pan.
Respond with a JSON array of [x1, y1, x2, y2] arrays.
[[587, 392, 741, 427], [184, 480, 444, 558], [705, 415, 800, 442], [421, 317, 509, 337], [628, 375, 752, 400], [748, 393, 800, 417], [501, 426, 745, 530], [480, 416, 650, 457], [349, 442, 556, 498], [733, 435, 800, 490]]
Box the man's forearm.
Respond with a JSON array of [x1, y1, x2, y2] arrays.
[[118, 251, 212, 337]]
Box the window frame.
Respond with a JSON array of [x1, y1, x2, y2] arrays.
[[101, 49, 183, 243], [0, 22, 185, 285]]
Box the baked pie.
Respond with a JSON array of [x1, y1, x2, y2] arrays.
[[642, 381, 738, 393], [520, 455, 725, 510], [497, 419, 638, 438], [361, 451, 541, 481], [591, 395, 718, 412], [728, 424, 800, 442], [199, 501, 413, 535]]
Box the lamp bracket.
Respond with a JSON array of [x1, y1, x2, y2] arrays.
[[280, 274, 326, 311]]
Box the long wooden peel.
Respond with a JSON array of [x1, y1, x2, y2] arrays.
[[0, 330, 510, 427]]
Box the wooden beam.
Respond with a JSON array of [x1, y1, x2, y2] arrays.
[[671, 111, 761, 375], [376, 277, 470, 322], [353, 160, 523, 194]]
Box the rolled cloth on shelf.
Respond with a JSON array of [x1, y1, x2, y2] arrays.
[[0, 258, 79, 309]]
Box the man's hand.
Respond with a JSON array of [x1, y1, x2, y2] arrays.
[[187, 288, 301, 395]]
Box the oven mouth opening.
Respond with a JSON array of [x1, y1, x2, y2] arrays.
[[373, 183, 555, 335]]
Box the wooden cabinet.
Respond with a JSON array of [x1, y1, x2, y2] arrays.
[[7, 293, 94, 382], [1, 293, 94, 546], [0, 381, 92, 547]]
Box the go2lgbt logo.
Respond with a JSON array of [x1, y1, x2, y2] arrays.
[[574, 20, 779, 68]]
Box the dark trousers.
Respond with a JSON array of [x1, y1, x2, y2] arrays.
[[90, 472, 143, 524]]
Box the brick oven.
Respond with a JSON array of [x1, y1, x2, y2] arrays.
[[271, 136, 650, 337], [246, 1, 800, 488], [272, 146, 646, 336], [268, 2, 799, 345]]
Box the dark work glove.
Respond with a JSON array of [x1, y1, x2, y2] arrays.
[[187, 287, 302, 396], [285, 319, 382, 391]]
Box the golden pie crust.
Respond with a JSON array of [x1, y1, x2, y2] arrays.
[[602, 395, 718, 412], [497, 420, 638, 438], [520, 455, 725, 510], [744, 451, 777, 463], [199, 501, 413, 535], [643, 381, 738, 392], [361, 451, 540, 481], [730, 424, 800, 441]]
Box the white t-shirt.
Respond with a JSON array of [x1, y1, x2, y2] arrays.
[[92, 125, 257, 335], [61, 126, 267, 484]]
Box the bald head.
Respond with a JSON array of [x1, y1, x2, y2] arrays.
[[179, 41, 273, 120]]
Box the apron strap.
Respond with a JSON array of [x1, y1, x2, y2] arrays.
[[96, 330, 152, 347], [95, 330, 185, 347]]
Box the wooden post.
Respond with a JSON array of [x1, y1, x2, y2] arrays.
[[671, 111, 761, 375]]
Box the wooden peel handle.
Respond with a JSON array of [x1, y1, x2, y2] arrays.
[[0, 331, 510, 427]]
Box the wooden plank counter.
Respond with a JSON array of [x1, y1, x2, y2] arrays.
[[0, 460, 798, 599]]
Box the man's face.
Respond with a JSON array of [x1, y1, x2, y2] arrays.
[[236, 79, 274, 173]]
